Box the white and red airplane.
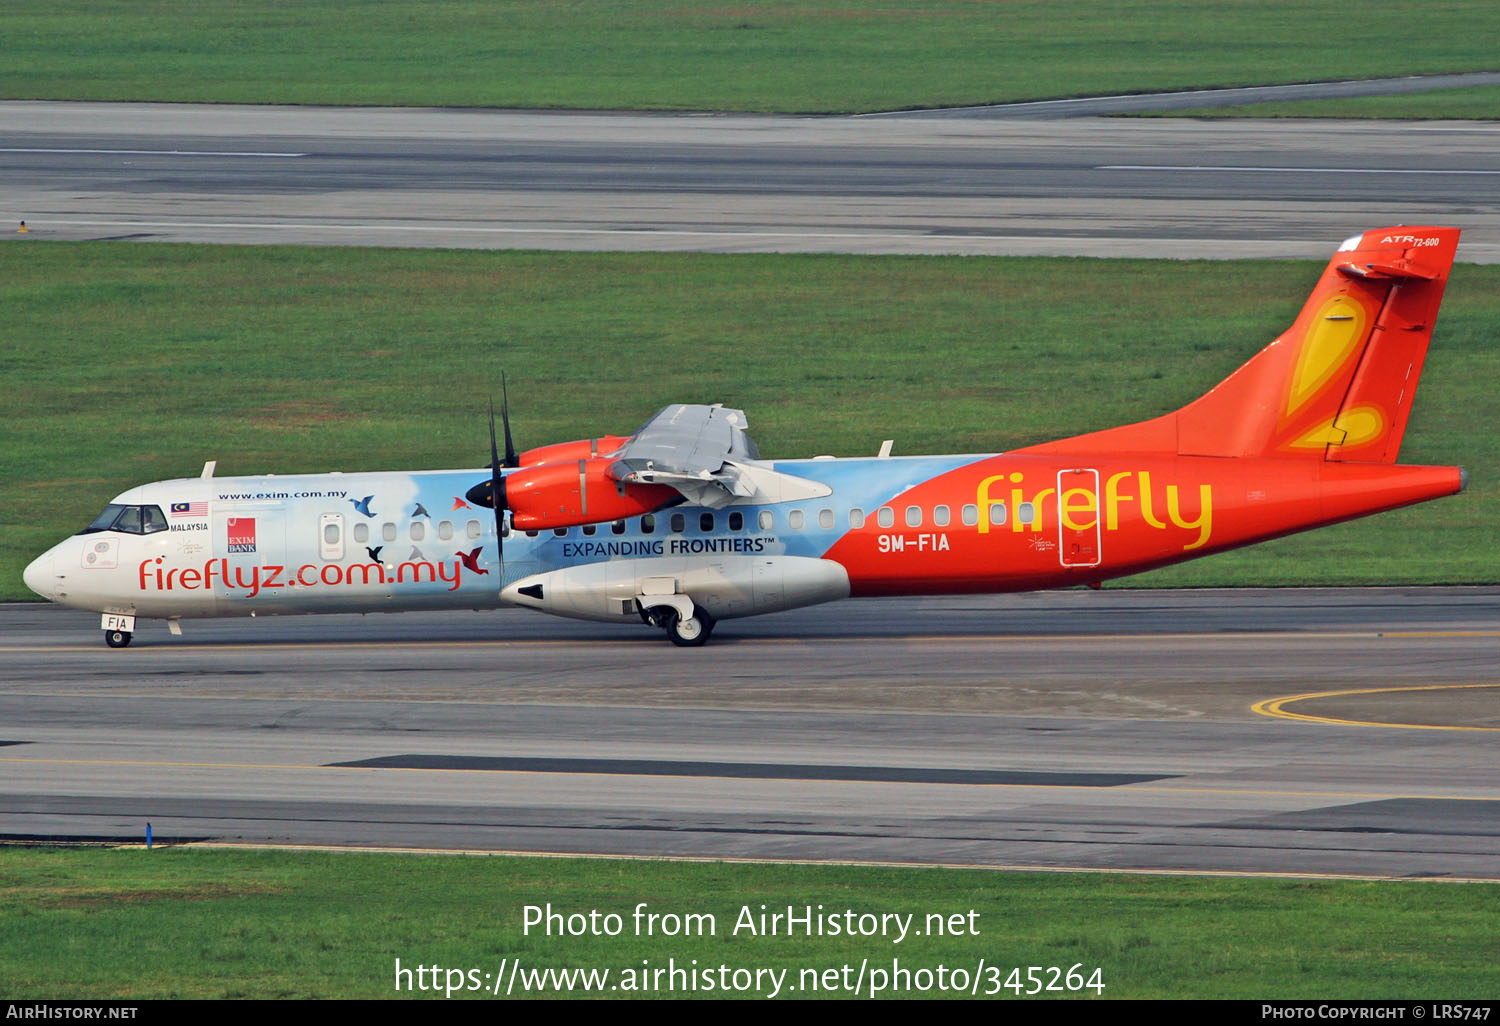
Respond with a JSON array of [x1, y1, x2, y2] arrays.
[[24, 227, 1467, 647]]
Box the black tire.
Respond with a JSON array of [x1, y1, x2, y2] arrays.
[[664, 606, 714, 647], [104, 629, 132, 649]]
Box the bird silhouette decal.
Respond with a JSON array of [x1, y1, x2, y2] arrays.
[[451, 497, 472, 511], [457, 547, 488, 575], [412, 502, 430, 519], [366, 545, 384, 565], [350, 495, 376, 517], [408, 546, 424, 561]]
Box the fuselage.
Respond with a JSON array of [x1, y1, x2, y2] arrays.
[[21, 225, 1472, 647], [24, 450, 1462, 628]]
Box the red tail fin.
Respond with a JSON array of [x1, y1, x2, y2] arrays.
[[1019, 226, 1460, 462]]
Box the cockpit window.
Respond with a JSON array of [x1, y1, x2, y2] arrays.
[[112, 506, 143, 534], [83, 504, 128, 534], [81, 503, 170, 535]]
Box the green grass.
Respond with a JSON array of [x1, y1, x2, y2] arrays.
[[1157, 85, 1500, 120], [2, 847, 1497, 998], [3, 1, 1499, 113], [3, 241, 1497, 599]]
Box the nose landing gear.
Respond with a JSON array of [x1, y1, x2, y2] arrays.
[[104, 629, 132, 648]]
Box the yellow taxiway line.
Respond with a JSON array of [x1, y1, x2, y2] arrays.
[[1252, 683, 1500, 732]]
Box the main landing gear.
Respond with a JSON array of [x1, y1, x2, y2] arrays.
[[641, 600, 716, 647], [104, 629, 133, 648], [662, 606, 715, 647]]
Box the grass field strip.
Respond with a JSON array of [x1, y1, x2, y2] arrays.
[[1100, 164, 1500, 175], [2, 216, 1005, 242], [0, 147, 307, 157]]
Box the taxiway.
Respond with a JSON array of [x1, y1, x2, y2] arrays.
[[3, 589, 1496, 879]]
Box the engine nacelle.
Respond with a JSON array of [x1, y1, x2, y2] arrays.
[[500, 556, 852, 623], [505, 457, 676, 530], [517, 435, 630, 468]]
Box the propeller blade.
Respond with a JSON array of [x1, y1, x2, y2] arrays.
[[500, 372, 518, 468], [488, 397, 502, 471], [488, 398, 505, 565]]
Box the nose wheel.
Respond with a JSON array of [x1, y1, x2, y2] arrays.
[[104, 629, 133, 649]]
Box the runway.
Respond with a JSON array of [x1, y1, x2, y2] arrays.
[[3, 102, 1499, 260], [3, 589, 1498, 879]]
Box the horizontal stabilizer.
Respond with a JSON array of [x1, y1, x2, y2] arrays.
[[1336, 256, 1441, 281]]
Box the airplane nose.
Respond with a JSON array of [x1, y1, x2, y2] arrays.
[[23, 550, 56, 599]]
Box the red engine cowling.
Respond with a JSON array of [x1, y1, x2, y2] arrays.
[[517, 435, 630, 468], [506, 458, 676, 530]]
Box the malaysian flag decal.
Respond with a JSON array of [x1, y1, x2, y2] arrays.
[[171, 501, 208, 517]]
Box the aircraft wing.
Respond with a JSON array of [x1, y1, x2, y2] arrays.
[[615, 404, 760, 472], [608, 404, 830, 507]]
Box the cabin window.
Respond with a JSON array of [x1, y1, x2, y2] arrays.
[[728, 511, 743, 531], [990, 502, 1008, 526], [933, 505, 951, 527], [699, 512, 714, 532], [438, 520, 453, 541], [353, 523, 369, 543], [467, 519, 482, 539], [758, 510, 773, 530], [319, 512, 345, 561], [905, 505, 922, 527], [582, 524, 596, 536], [410, 522, 425, 541], [849, 508, 865, 529], [382, 522, 397, 543], [1017, 502, 1034, 525], [818, 508, 834, 529], [961, 504, 978, 526], [670, 513, 686, 533], [612, 520, 626, 535], [526, 530, 539, 538], [553, 527, 569, 537], [877, 507, 894, 528], [641, 514, 656, 534], [788, 510, 805, 530]]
